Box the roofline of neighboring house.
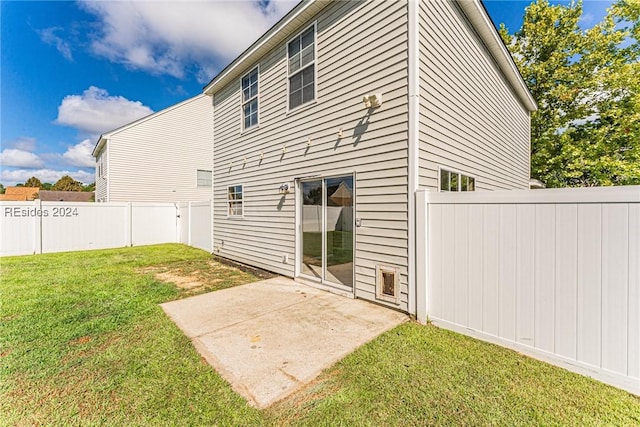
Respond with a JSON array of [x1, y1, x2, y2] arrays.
[[91, 93, 208, 157], [202, 0, 536, 112]]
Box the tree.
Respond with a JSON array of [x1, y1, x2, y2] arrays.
[[41, 182, 53, 190], [0, 183, 5, 194], [82, 182, 96, 192], [24, 176, 42, 188], [52, 175, 83, 191], [500, 0, 640, 187]]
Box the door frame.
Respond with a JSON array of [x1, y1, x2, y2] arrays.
[[295, 172, 356, 296]]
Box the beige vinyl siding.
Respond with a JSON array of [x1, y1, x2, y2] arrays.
[[107, 95, 214, 202], [418, 0, 530, 191], [95, 147, 108, 202], [212, 0, 410, 310]]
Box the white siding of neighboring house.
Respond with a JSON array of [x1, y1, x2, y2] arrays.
[[418, 0, 530, 190], [95, 146, 108, 202], [106, 94, 214, 202], [212, 0, 410, 310]]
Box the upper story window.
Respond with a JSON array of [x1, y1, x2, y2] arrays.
[[242, 67, 259, 129], [288, 24, 316, 110], [97, 151, 105, 178], [440, 168, 475, 192], [227, 185, 244, 217], [197, 169, 212, 187]]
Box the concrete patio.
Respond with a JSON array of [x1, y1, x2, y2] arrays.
[[160, 276, 408, 408]]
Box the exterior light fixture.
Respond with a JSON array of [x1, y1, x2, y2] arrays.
[[362, 93, 383, 109]]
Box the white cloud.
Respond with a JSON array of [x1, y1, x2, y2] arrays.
[[55, 86, 153, 135], [78, 0, 296, 82], [6, 136, 37, 152], [1, 169, 94, 186], [0, 148, 44, 168], [62, 139, 95, 168], [38, 27, 73, 61]]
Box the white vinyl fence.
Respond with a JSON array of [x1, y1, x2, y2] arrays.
[[1, 200, 212, 256], [416, 186, 640, 395]]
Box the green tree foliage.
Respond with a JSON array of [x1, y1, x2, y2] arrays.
[[24, 176, 42, 188], [0, 183, 5, 194], [52, 175, 83, 191], [500, 0, 640, 187], [82, 182, 96, 192], [41, 182, 53, 190]]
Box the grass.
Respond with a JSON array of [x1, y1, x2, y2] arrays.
[[2, 244, 639, 426], [303, 231, 353, 266], [0, 244, 262, 426]]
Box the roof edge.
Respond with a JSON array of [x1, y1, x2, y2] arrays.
[[91, 94, 207, 157], [203, 0, 314, 95], [458, 0, 537, 112]]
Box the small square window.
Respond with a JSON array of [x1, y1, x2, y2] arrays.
[[439, 167, 475, 192], [197, 169, 212, 187]]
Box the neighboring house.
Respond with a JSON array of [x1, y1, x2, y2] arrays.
[[92, 94, 214, 203], [0, 187, 40, 201], [39, 191, 95, 202], [202, 0, 536, 315]]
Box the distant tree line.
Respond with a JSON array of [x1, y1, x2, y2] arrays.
[[0, 175, 95, 193]]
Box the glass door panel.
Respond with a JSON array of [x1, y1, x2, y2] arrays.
[[325, 176, 354, 288], [301, 180, 322, 279]]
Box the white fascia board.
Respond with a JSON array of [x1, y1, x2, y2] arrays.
[[458, 0, 537, 112]]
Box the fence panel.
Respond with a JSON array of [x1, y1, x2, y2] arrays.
[[1, 200, 212, 256], [0, 202, 38, 256], [417, 186, 640, 395], [41, 202, 129, 253]]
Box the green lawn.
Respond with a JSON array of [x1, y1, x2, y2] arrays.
[[303, 231, 353, 266], [1, 245, 638, 426]]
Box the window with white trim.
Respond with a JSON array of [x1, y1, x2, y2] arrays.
[[227, 185, 243, 217], [440, 168, 475, 192], [197, 169, 212, 187], [288, 24, 315, 110], [242, 67, 259, 129], [97, 152, 105, 178]]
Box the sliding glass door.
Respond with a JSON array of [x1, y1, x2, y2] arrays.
[[300, 175, 354, 290]]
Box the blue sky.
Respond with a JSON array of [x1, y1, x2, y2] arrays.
[[0, 0, 614, 186]]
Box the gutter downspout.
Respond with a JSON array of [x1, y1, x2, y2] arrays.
[[407, 0, 420, 317], [210, 95, 215, 254]]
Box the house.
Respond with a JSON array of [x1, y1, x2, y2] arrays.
[[39, 191, 95, 202], [203, 0, 536, 316], [0, 187, 40, 201], [92, 94, 214, 203]]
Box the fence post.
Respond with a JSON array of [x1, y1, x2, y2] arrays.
[[34, 199, 43, 254], [188, 202, 193, 246], [126, 202, 133, 247], [415, 190, 428, 324]]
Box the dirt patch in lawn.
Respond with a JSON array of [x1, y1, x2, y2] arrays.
[[139, 258, 274, 297], [154, 271, 210, 290]]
